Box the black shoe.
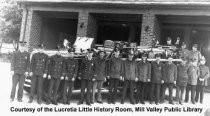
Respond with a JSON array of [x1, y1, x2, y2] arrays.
[[90, 101, 94, 104], [97, 101, 103, 104], [179, 102, 183, 105], [37, 100, 42, 105], [140, 101, 145, 104], [131, 102, 135, 105], [46, 100, 51, 105], [86, 102, 91, 106], [192, 101, 196, 104], [169, 101, 174, 105], [184, 100, 188, 103], [155, 102, 159, 105], [52, 100, 58, 105], [77, 101, 83, 105], [160, 101, 164, 104], [28, 99, 33, 103], [67, 101, 70, 105], [121, 101, 124, 104], [18, 99, 22, 102], [10, 98, 14, 102]]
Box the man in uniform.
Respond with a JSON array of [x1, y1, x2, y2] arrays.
[[185, 59, 200, 104], [46, 45, 65, 105], [61, 47, 78, 104], [121, 52, 137, 104], [179, 42, 190, 60], [176, 57, 189, 105], [195, 56, 209, 104], [107, 50, 123, 104], [92, 50, 107, 104], [150, 54, 163, 105], [10, 42, 30, 102], [28, 44, 49, 104], [136, 53, 151, 104], [188, 44, 202, 65], [77, 49, 95, 106], [160, 55, 177, 105]]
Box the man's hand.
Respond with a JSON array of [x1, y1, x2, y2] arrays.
[[78, 77, 81, 80], [107, 76, 110, 79], [43, 74, 47, 78], [147, 79, 151, 82], [174, 81, 176, 85], [10, 71, 14, 76], [72, 78, 75, 81], [48, 75, 51, 79], [65, 77, 68, 80], [199, 78, 204, 81], [92, 78, 96, 81], [120, 76, 123, 80], [24, 72, 29, 77], [29, 72, 33, 77], [135, 77, 138, 82], [161, 80, 164, 84], [61, 76, 64, 80], [104, 78, 107, 82]]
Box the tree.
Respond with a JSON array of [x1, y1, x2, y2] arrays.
[[0, 0, 22, 51]]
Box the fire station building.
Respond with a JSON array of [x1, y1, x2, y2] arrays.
[[17, 0, 210, 58]]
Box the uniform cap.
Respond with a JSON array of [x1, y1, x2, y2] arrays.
[[142, 53, 147, 58], [19, 41, 27, 47], [182, 42, 186, 46]]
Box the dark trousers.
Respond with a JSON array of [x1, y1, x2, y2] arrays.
[[185, 84, 196, 103], [195, 85, 204, 103], [150, 83, 161, 103], [79, 79, 92, 103], [30, 75, 44, 101], [136, 81, 147, 102], [10, 74, 25, 100], [175, 85, 186, 103], [108, 78, 120, 103], [161, 83, 174, 103], [63, 81, 74, 103], [47, 78, 61, 102], [121, 80, 135, 104]]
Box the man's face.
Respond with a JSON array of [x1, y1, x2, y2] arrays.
[[99, 52, 105, 58], [68, 52, 74, 58], [114, 52, 120, 58], [128, 54, 133, 61], [167, 40, 171, 45], [156, 57, 161, 62], [192, 46, 197, 51], [182, 60, 187, 65], [168, 58, 173, 63], [181, 45, 186, 49], [142, 56, 147, 61], [39, 48, 44, 53], [19, 46, 26, 52], [200, 60, 206, 65]]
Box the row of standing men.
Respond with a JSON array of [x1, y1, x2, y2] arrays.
[[10, 43, 209, 106]]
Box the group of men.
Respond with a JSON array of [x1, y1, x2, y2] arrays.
[[10, 42, 209, 106]]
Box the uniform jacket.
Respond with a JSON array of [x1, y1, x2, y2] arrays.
[[151, 62, 164, 84], [63, 58, 79, 81], [176, 63, 189, 86], [162, 62, 177, 83], [122, 59, 138, 81], [94, 58, 108, 81], [48, 54, 65, 78], [30, 52, 49, 76], [11, 51, 30, 75], [137, 61, 151, 82], [187, 64, 200, 85], [188, 50, 201, 62], [197, 65, 209, 86], [108, 57, 123, 79], [79, 57, 95, 80]]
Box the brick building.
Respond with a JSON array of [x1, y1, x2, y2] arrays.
[[17, 0, 210, 55]]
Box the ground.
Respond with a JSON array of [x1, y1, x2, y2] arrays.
[[0, 62, 210, 116]]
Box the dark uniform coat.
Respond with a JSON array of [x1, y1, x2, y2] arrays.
[[179, 48, 190, 59], [108, 57, 123, 79], [64, 58, 79, 80], [177, 63, 189, 86], [48, 54, 65, 78], [137, 61, 151, 82], [122, 59, 138, 81], [11, 51, 30, 74], [79, 58, 95, 80], [151, 62, 164, 84], [197, 65, 209, 86], [162, 62, 177, 83], [188, 50, 202, 62], [187, 64, 200, 85], [94, 58, 107, 81], [30, 52, 49, 76]]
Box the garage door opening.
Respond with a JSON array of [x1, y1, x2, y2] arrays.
[[92, 13, 142, 45], [39, 11, 78, 49]]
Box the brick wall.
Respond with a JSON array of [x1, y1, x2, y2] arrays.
[[140, 10, 161, 46]]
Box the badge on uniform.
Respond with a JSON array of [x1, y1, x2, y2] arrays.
[[25, 56, 28, 59], [92, 63, 93, 66]]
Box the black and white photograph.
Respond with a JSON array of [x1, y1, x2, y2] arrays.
[[1, 0, 210, 116]]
